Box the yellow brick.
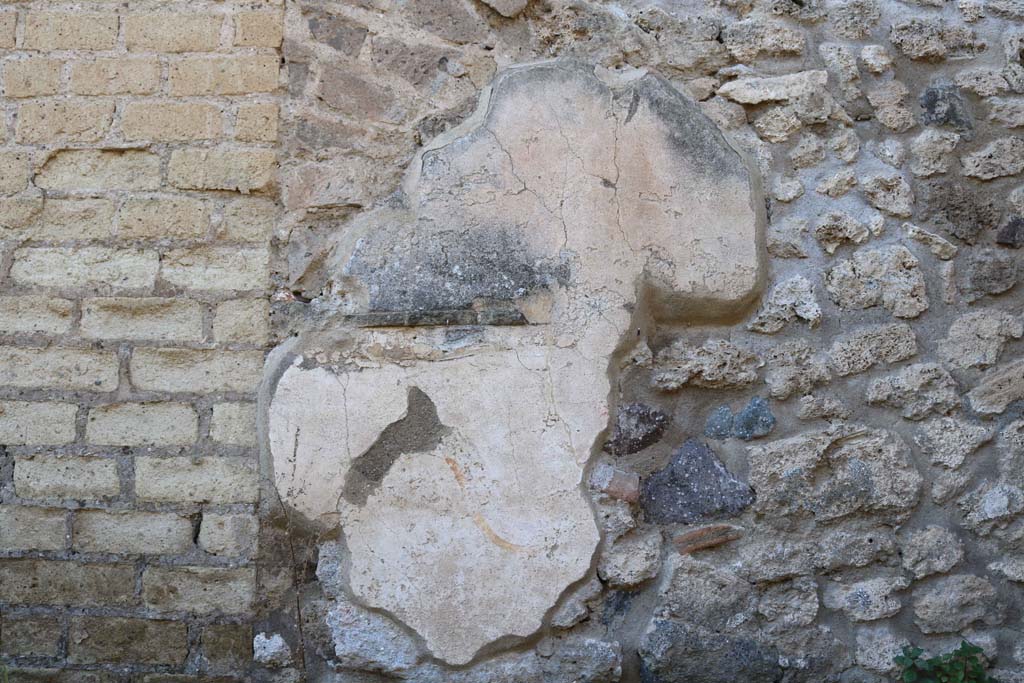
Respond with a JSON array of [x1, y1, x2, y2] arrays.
[[0, 506, 66, 552], [70, 57, 161, 96], [0, 401, 77, 445], [0, 296, 73, 335], [123, 102, 223, 142], [16, 100, 115, 144], [3, 58, 61, 98], [169, 55, 279, 96], [236, 103, 278, 142], [23, 13, 119, 51], [81, 297, 203, 342], [233, 11, 283, 47], [125, 13, 223, 53], [117, 197, 208, 239], [0, 150, 31, 196], [0, 560, 134, 607], [135, 456, 258, 503], [20, 198, 116, 241], [0, 12, 15, 50], [219, 198, 275, 242], [161, 246, 269, 291], [143, 566, 254, 614], [210, 402, 256, 446], [0, 347, 119, 391], [86, 402, 198, 446], [131, 348, 263, 393], [0, 195, 43, 234], [11, 246, 159, 290], [214, 298, 269, 344], [73, 511, 193, 555], [168, 148, 276, 193], [14, 455, 120, 500], [197, 513, 256, 557], [36, 149, 161, 192]]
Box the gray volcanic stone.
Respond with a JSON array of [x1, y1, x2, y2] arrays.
[[641, 439, 754, 524], [997, 216, 1024, 248], [961, 249, 1018, 302], [733, 397, 776, 440], [704, 405, 734, 439], [604, 403, 670, 455], [638, 619, 783, 683]]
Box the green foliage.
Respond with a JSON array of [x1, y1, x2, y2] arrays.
[[895, 641, 999, 683]]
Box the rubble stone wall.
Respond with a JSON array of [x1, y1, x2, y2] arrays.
[[5, 0, 1024, 681]]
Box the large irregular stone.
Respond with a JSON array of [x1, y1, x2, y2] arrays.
[[737, 523, 898, 582], [823, 575, 909, 621], [962, 137, 1024, 179], [938, 310, 1023, 369], [866, 363, 959, 419], [914, 417, 992, 468], [717, 70, 828, 104], [765, 341, 830, 400], [913, 575, 1004, 633], [757, 577, 819, 632], [909, 128, 960, 177], [597, 527, 663, 587], [967, 358, 1024, 414], [959, 481, 1024, 533], [748, 426, 922, 525], [921, 180, 1000, 244], [653, 339, 762, 391], [904, 223, 958, 260], [828, 322, 917, 377], [920, 81, 975, 137], [900, 526, 964, 578], [267, 61, 764, 665], [855, 624, 910, 674], [825, 245, 929, 318], [813, 211, 878, 254], [638, 620, 782, 683], [960, 249, 1019, 302], [641, 439, 754, 524], [747, 275, 821, 333]]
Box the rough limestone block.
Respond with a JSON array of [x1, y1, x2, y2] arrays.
[[267, 61, 764, 665]]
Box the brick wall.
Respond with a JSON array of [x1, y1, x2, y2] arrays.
[[0, 1, 280, 679]]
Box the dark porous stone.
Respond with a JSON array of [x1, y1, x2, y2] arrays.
[[704, 405, 734, 439], [604, 403, 670, 455], [638, 619, 783, 683], [732, 397, 776, 441], [963, 249, 1019, 301], [921, 181, 1000, 244], [920, 81, 974, 139], [640, 439, 754, 524], [997, 216, 1024, 248], [306, 12, 368, 56]]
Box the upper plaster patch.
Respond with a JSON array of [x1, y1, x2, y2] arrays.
[[267, 61, 764, 665]]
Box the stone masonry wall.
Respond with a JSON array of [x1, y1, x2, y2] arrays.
[[5, 0, 1024, 682], [0, 0, 280, 680]]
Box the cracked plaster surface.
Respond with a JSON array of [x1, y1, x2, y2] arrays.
[[266, 61, 764, 665]]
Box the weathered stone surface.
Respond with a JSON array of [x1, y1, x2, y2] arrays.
[[640, 440, 754, 524], [967, 358, 1024, 414], [855, 624, 909, 673], [603, 403, 669, 455], [959, 481, 1024, 533], [589, 462, 640, 503], [910, 129, 960, 176], [757, 577, 819, 631], [823, 575, 909, 621], [798, 394, 851, 421], [765, 341, 830, 400], [998, 216, 1024, 248], [480, 0, 528, 17], [268, 61, 764, 666], [914, 417, 992, 468], [732, 397, 776, 440], [748, 426, 922, 524], [813, 211, 875, 253], [939, 310, 1023, 369], [921, 181, 999, 244], [747, 275, 821, 333], [866, 363, 959, 419], [961, 249, 1019, 302], [653, 339, 762, 391], [913, 575, 1003, 633], [962, 137, 1024, 179], [597, 527, 662, 587], [900, 525, 964, 578], [638, 619, 782, 683], [828, 322, 917, 377], [860, 173, 914, 217], [718, 70, 828, 104], [825, 245, 929, 318], [920, 81, 975, 137]]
